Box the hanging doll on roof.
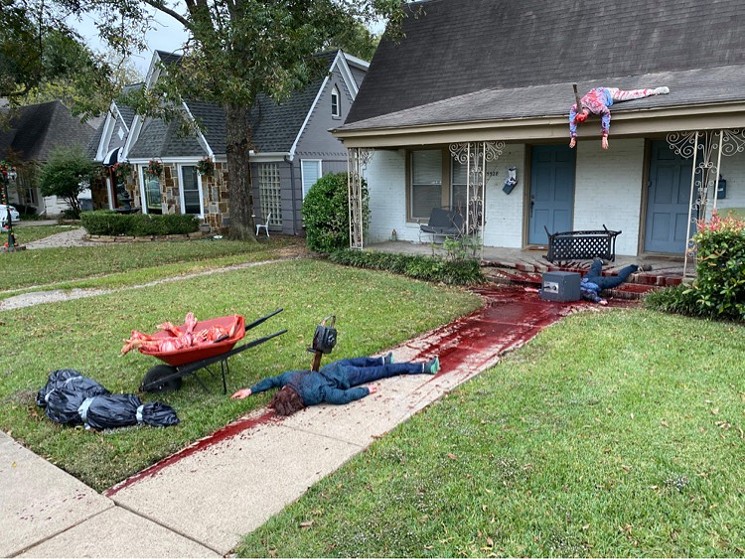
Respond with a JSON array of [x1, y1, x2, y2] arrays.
[[569, 86, 670, 150]]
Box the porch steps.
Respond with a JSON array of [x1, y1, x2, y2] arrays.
[[480, 259, 682, 301]]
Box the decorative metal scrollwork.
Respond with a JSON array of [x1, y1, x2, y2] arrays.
[[448, 141, 505, 165], [347, 147, 371, 250], [719, 129, 745, 157], [665, 131, 698, 159]]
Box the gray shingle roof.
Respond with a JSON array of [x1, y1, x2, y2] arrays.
[[128, 53, 340, 158], [342, 65, 745, 131], [346, 0, 745, 125], [0, 101, 95, 162]]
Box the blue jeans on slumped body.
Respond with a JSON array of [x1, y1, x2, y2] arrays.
[[320, 357, 424, 389], [585, 260, 639, 290]]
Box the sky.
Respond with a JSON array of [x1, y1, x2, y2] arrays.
[[72, 7, 386, 78], [70, 7, 189, 77]]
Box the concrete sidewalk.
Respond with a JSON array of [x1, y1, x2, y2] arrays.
[[1, 285, 625, 558]]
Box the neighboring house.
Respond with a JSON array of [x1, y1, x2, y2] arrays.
[[0, 100, 96, 216], [87, 84, 142, 211], [92, 49, 368, 233], [334, 0, 745, 260]]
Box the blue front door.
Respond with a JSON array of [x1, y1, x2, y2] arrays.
[[529, 145, 576, 245], [645, 141, 693, 253]]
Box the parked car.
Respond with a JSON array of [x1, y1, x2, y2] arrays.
[[0, 204, 21, 226]]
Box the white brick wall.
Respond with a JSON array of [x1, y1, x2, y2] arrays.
[[362, 139, 745, 254], [713, 149, 745, 215], [574, 138, 644, 256], [365, 150, 409, 243], [482, 146, 525, 248]]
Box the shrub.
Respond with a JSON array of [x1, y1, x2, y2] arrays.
[[645, 211, 745, 321], [644, 284, 703, 317], [39, 146, 97, 218], [329, 249, 484, 285], [302, 172, 369, 254], [81, 211, 199, 237], [690, 212, 745, 320]]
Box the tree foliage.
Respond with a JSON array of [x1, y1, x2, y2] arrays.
[[39, 146, 97, 217], [0, 1, 132, 119]]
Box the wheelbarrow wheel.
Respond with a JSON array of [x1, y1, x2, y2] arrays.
[[141, 365, 182, 393]]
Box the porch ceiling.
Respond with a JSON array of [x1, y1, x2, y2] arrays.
[[335, 65, 745, 148]]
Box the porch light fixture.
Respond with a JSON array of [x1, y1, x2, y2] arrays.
[[1, 162, 18, 252]]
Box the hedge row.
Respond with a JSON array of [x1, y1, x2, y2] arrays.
[[329, 249, 484, 286], [81, 211, 199, 237]]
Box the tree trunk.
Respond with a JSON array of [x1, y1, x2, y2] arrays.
[[225, 103, 256, 240]]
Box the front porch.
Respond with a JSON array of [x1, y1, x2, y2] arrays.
[[366, 240, 686, 299]]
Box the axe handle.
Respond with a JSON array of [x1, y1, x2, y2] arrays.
[[310, 351, 323, 372], [572, 83, 582, 109]]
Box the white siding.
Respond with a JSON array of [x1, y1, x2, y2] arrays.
[[715, 149, 745, 214], [363, 139, 745, 255], [482, 145, 525, 248], [365, 150, 409, 243], [574, 138, 644, 256]]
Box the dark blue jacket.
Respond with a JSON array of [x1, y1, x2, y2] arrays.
[[249, 369, 369, 406]]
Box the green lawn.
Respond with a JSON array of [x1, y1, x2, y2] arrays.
[[0, 235, 303, 294], [0, 259, 480, 491], [237, 309, 745, 558]]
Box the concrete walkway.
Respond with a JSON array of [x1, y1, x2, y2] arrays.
[[1, 285, 632, 558]]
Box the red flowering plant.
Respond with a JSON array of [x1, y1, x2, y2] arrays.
[[196, 157, 214, 176], [146, 159, 164, 177], [112, 162, 133, 181]]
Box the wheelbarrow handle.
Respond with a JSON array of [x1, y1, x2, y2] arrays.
[[244, 308, 283, 333], [175, 329, 288, 377]]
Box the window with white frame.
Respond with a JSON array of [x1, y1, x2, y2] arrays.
[[179, 165, 203, 215], [410, 150, 442, 220], [301, 159, 322, 198], [451, 159, 469, 214], [258, 163, 282, 226], [143, 167, 162, 214], [331, 86, 341, 118]]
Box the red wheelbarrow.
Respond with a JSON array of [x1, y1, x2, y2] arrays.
[[134, 308, 286, 393]]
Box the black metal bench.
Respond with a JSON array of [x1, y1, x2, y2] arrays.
[[544, 225, 621, 263], [419, 207, 464, 243]]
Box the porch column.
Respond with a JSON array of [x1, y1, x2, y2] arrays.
[[666, 128, 745, 276], [448, 141, 505, 255], [347, 147, 373, 249]]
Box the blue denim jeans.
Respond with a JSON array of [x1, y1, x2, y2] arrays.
[[320, 357, 424, 389], [585, 260, 638, 290]]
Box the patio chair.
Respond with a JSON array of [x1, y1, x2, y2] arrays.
[[255, 212, 271, 238]]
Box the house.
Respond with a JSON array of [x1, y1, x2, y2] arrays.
[[87, 84, 142, 211], [0, 100, 96, 215], [90, 49, 369, 233], [333, 0, 745, 266]]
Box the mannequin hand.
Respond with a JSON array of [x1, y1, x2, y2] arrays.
[[601, 137, 609, 150], [569, 137, 576, 149], [367, 385, 378, 395], [231, 388, 252, 400], [599, 299, 608, 306]]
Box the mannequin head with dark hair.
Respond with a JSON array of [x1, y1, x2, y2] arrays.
[[269, 385, 306, 416]]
